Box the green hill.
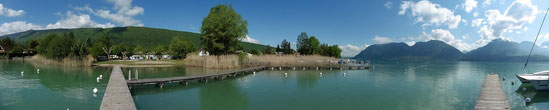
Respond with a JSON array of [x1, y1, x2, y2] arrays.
[[0, 26, 267, 52]]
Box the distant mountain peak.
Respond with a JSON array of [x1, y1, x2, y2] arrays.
[[353, 40, 462, 61]]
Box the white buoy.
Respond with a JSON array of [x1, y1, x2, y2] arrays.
[[93, 88, 98, 94], [320, 72, 323, 76], [37, 69, 40, 73], [525, 97, 531, 103], [21, 71, 24, 77], [99, 75, 103, 79], [67, 107, 70, 110], [285, 73, 288, 77], [522, 87, 527, 92], [96, 77, 100, 83], [343, 73, 346, 77]]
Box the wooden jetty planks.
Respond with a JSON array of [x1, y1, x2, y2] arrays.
[[100, 65, 137, 110], [474, 74, 510, 110], [126, 66, 267, 86]]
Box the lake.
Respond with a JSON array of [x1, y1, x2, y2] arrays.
[[1, 60, 549, 110]]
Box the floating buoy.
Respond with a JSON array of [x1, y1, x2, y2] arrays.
[[319, 72, 323, 76], [502, 77, 505, 81], [343, 73, 346, 76], [285, 73, 288, 77], [21, 71, 24, 77], [93, 88, 98, 94], [522, 87, 527, 92], [37, 69, 40, 73], [525, 97, 531, 103], [67, 107, 70, 110], [97, 77, 100, 82], [511, 81, 515, 85], [99, 75, 103, 79]]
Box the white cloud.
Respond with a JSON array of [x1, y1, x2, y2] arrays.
[[240, 35, 260, 44], [462, 34, 469, 40], [483, 0, 492, 6], [339, 44, 369, 57], [45, 12, 115, 29], [473, 12, 479, 17], [405, 41, 416, 46], [373, 36, 393, 44], [384, 1, 393, 9], [0, 21, 41, 36], [474, 0, 538, 47], [0, 4, 24, 17], [399, 0, 462, 29], [461, 0, 478, 13], [78, 0, 144, 26], [471, 18, 484, 27], [418, 29, 472, 51]]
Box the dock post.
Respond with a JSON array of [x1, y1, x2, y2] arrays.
[[128, 71, 131, 80]]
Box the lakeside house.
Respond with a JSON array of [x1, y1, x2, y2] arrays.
[[199, 49, 210, 56], [129, 54, 173, 60], [0, 45, 4, 53], [130, 55, 143, 60], [109, 55, 119, 59]]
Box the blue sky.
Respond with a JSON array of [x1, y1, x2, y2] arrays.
[[0, 0, 548, 57]]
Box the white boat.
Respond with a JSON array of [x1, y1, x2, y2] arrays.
[[516, 71, 549, 90], [516, 70, 549, 83]]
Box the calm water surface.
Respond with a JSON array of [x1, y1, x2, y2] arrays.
[[1, 60, 549, 110], [131, 61, 549, 110], [0, 60, 111, 110]]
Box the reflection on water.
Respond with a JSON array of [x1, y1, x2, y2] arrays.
[[132, 61, 549, 110], [3, 60, 549, 109], [516, 84, 549, 106]]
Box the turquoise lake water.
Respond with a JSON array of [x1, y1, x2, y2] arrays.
[[1, 60, 549, 110]]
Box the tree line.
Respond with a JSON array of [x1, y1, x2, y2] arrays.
[[0, 32, 197, 61], [260, 32, 341, 58]]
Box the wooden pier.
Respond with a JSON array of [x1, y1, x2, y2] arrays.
[[474, 74, 510, 110], [126, 66, 269, 86], [100, 65, 137, 110]]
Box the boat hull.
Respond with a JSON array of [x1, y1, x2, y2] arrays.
[[530, 80, 549, 91], [516, 74, 530, 83]]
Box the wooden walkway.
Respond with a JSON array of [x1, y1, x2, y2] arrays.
[[474, 74, 510, 110], [100, 65, 137, 110], [126, 66, 268, 86]]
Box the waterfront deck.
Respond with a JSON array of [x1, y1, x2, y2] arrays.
[[100, 65, 137, 110], [126, 66, 269, 86], [474, 74, 510, 110]]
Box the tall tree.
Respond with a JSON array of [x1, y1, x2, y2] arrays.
[[296, 32, 308, 50], [308, 36, 320, 55], [169, 37, 196, 59], [264, 45, 274, 54], [281, 39, 292, 54], [200, 4, 248, 55], [0, 38, 15, 52], [98, 35, 113, 60]]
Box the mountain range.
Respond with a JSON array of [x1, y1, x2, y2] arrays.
[[354, 39, 549, 61], [353, 40, 463, 61], [0, 26, 268, 51]]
